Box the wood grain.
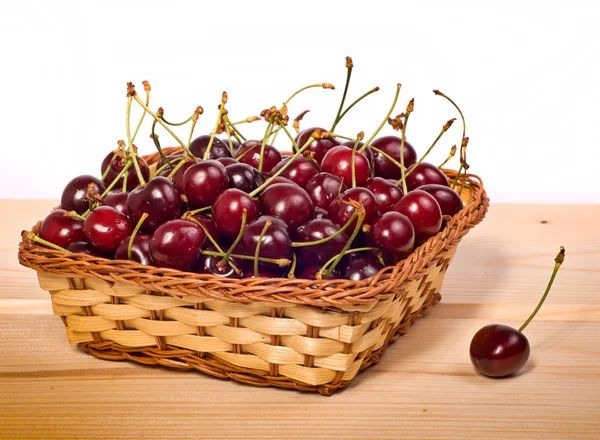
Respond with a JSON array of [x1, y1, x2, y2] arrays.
[[1, 200, 599, 439]]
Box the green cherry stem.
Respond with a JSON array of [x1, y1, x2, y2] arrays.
[[276, 118, 300, 152], [203, 94, 227, 160], [288, 253, 297, 279], [317, 246, 378, 280], [332, 86, 380, 132], [131, 81, 151, 144], [254, 219, 272, 277], [127, 213, 148, 260], [330, 56, 353, 132], [150, 117, 171, 169], [201, 250, 290, 267], [324, 206, 365, 276], [27, 233, 70, 253], [220, 209, 247, 268], [258, 123, 274, 172], [223, 115, 246, 142], [291, 209, 360, 248], [438, 145, 457, 169], [101, 152, 118, 181], [397, 99, 414, 194], [161, 114, 194, 126], [125, 93, 146, 186], [167, 155, 190, 179], [359, 83, 402, 153], [154, 155, 185, 177]]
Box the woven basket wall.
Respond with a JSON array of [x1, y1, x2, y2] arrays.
[[18, 150, 489, 395]]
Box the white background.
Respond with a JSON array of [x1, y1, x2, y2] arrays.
[[1, 0, 599, 203]]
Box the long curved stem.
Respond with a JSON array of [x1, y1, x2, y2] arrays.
[[126, 96, 146, 186], [330, 58, 353, 132], [254, 220, 272, 277], [131, 81, 150, 143], [359, 84, 402, 153], [332, 86, 380, 132], [220, 210, 247, 268], [128, 213, 148, 260]]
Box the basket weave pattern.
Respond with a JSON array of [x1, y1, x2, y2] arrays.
[[18, 151, 489, 395]]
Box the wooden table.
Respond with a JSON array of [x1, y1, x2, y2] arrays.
[[2, 200, 599, 439]]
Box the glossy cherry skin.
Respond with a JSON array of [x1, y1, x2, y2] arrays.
[[226, 163, 265, 193], [258, 183, 314, 231], [61, 175, 106, 215], [405, 162, 450, 191], [101, 153, 150, 192], [126, 177, 181, 233], [392, 190, 442, 244], [321, 146, 370, 187], [217, 157, 238, 167], [236, 140, 282, 173], [183, 160, 229, 208], [305, 172, 347, 210], [365, 177, 404, 213], [115, 233, 153, 265], [189, 214, 220, 244], [369, 212, 415, 256], [195, 251, 240, 278], [270, 156, 319, 188], [67, 241, 109, 258], [212, 188, 260, 240], [296, 265, 339, 280], [39, 210, 86, 249], [241, 216, 292, 271], [159, 161, 193, 195], [266, 176, 295, 187], [101, 191, 130, 217], [470, 324, 530, 377], [83, 206, 133, 252], [417, 184, 463, 216], [292, 218, 347, 267], [295, 127, 340, 164], [189, 135, 232, 159], [149, 219, 205, 271], [370, 136, 417, 179], [341, 252, 384, 281], [327, 187, 379, 230]]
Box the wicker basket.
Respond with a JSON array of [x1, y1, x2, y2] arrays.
[[18, 149, 489, 395]]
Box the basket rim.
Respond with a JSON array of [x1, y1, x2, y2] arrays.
[[18, 149, 489, 307]]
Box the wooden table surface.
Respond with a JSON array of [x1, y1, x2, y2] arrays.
[[1, 200, 599, 439]]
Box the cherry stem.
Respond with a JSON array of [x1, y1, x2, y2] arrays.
[[167, 155, 190, 179], [331, 60, 353, 132], [332, 86, 380, 133], [291, 209, 360, 248], [230, 117, 261, 125], [317, 246, 378, 280], [187, 206, 212, 215], [127, 212, 148, 260], [223, 115, 246, 142], [203, 101, 226, 160], [81, 160, 134, 218], [224, 124, 235, 156], [149, 119, 171, 169], [254, 219, 272, 277], [122, 172, 128, 193], [438, 145, 457, 169], [518, 247, 565, 333], [324, 207, 365, 276], [101, 152, 118, 181], [328, 133, 355, 141], [276, 118, 300, 152], [368, 145, 406, 171], [220, 209, 247, 268], [184, 216, 241, 274], [154, 155, 185, 177], [288, 253, 297, 279], [202, 250, 290, 267], [67, 211, 86, 221], [258, 123, 274, 172], [126, 96, 146, 186], [397, 100, 413, 194], [359, 84, 402, 153], [27, 233, 70, 253], [131, 83, 150, 143], [161, 114, 193, 126]]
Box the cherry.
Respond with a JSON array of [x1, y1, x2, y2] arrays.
[[365, 177, 404, 213], [321, 146, 370, 187], [417, 184, 463, 216], [38, 209, 86, 249], [225, 163, 265, 193], [101, 191, 130, 217], [392, 190, 442, 244], [61, 175, 106, 215], [327, 187, 378, 230], [470, 247, 565, 378], [295, 127, 340, 164], [314, 207, 328, 219], [296, 265, 339, 280], [217, 157, 238, 167], [370, 136, 417, 179], [195, 250, 239, 278], [222, 137, 240, 155], [126, 176, 181, 233], [67, 241, 109, 258], [305, 172, 347, 210], [160, 161, 193, 195], [101, 152, 150, 192], [292, 218, 347, 267], [369, 212, 415, 256], [258, 183, 314, 231], [183, 160, 229, 208], [189, 135, 232, 159], [405, 162, 450, 191], [341, 252, 384, 281], [188, 214, 220, 244], [270, 155, 319, 188], [212, 188, 260, 239], [115, 233, 153, 265], [149, 219, 205, 271], [236, 140, 281, 173], [266, 176, 295, 187], [83, 206, 133, 252], [240, 216, 292, 271]]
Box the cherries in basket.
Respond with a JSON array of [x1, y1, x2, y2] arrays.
[[30, 58, 474, 281]]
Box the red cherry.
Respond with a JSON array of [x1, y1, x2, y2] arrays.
[[392, 190, 442, 244], [67, 241, 109, 258], [305, 172, 347, 210], [149, 219, 205, 271], [101, 191, 130, 217], [369, 212, 415, 256], [470, 324, 530, 378], [126, 177, 181, 233], [258, 183, 314, 231], [417, 184, 463, 216], [341, 252, 384, 281], [189, 135, 232, 159], [327, 187, 378, 230], [321, 146, 370, 187], [39, 209, 86, 249], [371, 136, 417, 179], [365, 177, 404, 213], [195, 251, 240, 278], [212, 188, 260, 240], [295, 127, 340, 164], [405, 162, 450, 191], [61, 175, 106, 215], [292, 218, 347, 267], [270, 155, 319, 188], [158, 161, 193, 195], [240, 216, 292, 272], [115, 233, 153, 265], [101, 153, 150, 192], [83, 206, 133, 252], [225, 163, 265, 193], [216, 157, 238, 167], [188, 214, 220, 243], [183, 160, 229, 208], [236, 140, 282, 173]]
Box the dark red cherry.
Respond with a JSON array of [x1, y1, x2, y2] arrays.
[[370, 136, 417, 179], [417, 184, 463, 216], [365, 177, 404, 213], [126, 177, 181, 233], [341, 252, 384, 281], [296, 265, 339, 280], [240, 216, 292, 271], [220, 137, 240, 155], [305, 172, 347, 210], [149, 219, 205, 271], [67, 241, 109, 258], [115, 233, 153, 265], [236, 140, 282, 173], [101, 153, 150, 192], [39, 209, 86, 249], [405, 162, 450, 191], [313, 207, 328, 219], [183, 160, 229, 208], [212, 188, 260, 240], [159, 161, 193, 195], [392, 190, 442, 244], [295, 127, 340, 164], [83, 206, 133, 252], [101, 191, 130, 217], [189, 214, 220, 243], [321, 146, 370, 187], [189, 135, 232, 159], [469, 324, 530, 378], [327, 187, 378, 230], [292, 218, 347, 267], [226, 163, 265, 193], [217, 157, 238, 167], [61, 175, 106, 215], [270, 155, 319, 188], [195, 251, 240, 278], [369, 212, 415, 256], [258, 183, 314, 231]]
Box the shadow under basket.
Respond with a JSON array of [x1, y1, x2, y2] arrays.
[[18, 156, 489, 395]]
